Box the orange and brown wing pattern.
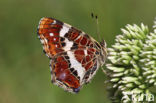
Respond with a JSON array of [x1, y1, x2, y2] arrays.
[[37, 17, 96, 58], [50, 48, 99, 93], [73, 47, 99, 84], [50, 54, 81, 93], [37, 17, 106, 93], [37, 17, 64, 58]]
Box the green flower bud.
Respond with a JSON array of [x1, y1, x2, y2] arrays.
[[105, 19, 156, 102]]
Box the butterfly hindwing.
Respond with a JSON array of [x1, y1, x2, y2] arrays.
[[50, 47, 99, 92]]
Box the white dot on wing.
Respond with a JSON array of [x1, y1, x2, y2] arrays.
[[50, 33, 54, 36], [53, 38, 56, 41], [51, 20, 56, 24]]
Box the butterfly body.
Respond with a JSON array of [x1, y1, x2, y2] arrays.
[[37, 17, 107, 93]]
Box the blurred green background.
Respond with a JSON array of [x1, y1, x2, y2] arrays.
[[0, 0, 156, 103]]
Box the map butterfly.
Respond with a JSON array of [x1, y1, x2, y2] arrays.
[[37, 17, 107, 93]]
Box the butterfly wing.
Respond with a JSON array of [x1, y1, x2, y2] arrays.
[[37, 17, 101, 93], [38, 17, 65, 58], [50, 47, 100, 93]]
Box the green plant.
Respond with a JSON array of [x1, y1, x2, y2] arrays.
[[105, 18, 156, 103]]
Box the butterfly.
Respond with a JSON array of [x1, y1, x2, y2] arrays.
[[37, 17, 107, 93]]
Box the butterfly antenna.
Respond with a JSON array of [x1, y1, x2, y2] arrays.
[[91, 13, 101, 41], [95, 15, 101, 41]]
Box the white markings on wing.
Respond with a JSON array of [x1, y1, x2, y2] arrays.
[[60, 23, 71, 37], [84, 50, 87, 56], [40, 39, 44, 44], [59, 23, 73, 51], [67, 51, 85, 81], [51, 20, 56, 24], [40, 35, 48, 44], [63, 38, 73, 51], [50, 33, 54, 36]]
